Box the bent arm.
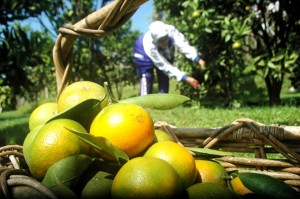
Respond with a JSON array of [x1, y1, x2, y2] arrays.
[[148, 47, 186, 81], [171, 26, 202, 62]]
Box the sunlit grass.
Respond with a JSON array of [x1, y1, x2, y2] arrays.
[[1, 78, 299, 146], [148, 104, 300, 128]]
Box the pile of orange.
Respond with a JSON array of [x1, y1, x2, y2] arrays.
[[23, 80, 298, 198]]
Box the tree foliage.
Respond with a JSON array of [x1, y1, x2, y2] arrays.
[[154, 0, 300, 106], [1, 0, 141, 109], [0, 0, 66, 109]]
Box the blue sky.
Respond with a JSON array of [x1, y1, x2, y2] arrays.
[[131, 0, 154, 33], [22, 0, 153, 35]]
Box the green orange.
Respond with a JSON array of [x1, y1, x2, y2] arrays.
[[195, 159, 228, 186], [153, 129, 174, 142], [27, 119, 91, 180], [28, 102, 57, 131], [186, 182, 237, 199], [57, 81, 108, 113], [111, 156, 184, 199]]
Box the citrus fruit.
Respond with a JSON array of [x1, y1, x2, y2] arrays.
[[28, 102, 57, 131], [57, 81, 108, 112], [192, 10, 201, 18], [111, 156, 184, 199], [27, 118, 91, 180], [80, 171, 114, 199], [23, 124, 43, 164], [154, 129, 174, 142], [195, 159, 228, 186], [90, 103, 155, 158], [144, 141, 197, 188], [230, 176, 253, 196], [231, 173, 298, 198], [232, 41, 241, 49], [186, 182, 237, 199]]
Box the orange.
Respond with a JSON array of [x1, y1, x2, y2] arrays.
[[154, 129, 174, 142], [144, 141, 197, 188], [57, 81, 108, 113], [90, 103, 155, 158], [195, 159, 228, 186], [186, 182, 237, 199], [80, 171, 114, 199], [27, 118, 91, 180], [28, 102, 57, 131], [230, 176, 253, 196], [111, 156, 184, 199], [23, 124, 43, 164]]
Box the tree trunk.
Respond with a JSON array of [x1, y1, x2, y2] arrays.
[[265, 74, 283, 105]]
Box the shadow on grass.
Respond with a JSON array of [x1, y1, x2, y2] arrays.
[[0, 120, 29, 146]]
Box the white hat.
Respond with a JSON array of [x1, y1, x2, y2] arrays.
[[149, 21, 168, 42]]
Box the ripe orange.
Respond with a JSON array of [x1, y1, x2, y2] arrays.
[[57, 81, 108, 113], [28, 102, 57, 131], [90, 103, 155, 158], [195, 159, 228, 186], [154, 129, 174, 142], [144, 141, 197, 188], [111, 156, 184, 199], [230, 176, 253, 196], [27, 118, 91, 180]]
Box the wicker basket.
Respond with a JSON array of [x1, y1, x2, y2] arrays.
[[1, 0, 300, 197], [1, 1, 147, 198], [155, 119, 300, 192]]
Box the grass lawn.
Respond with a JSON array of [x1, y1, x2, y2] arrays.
[[1, 79, 300, 146]]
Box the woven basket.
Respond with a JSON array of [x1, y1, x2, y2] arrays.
[[0, 1, 147, 198], [1, 0, 300, 197], [155, 118, 300, 192]]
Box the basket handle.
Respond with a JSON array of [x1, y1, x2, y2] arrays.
[[53, 0, 148, 99]]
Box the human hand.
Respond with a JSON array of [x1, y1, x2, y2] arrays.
[[198, 58, 205, 69], [186, 76, 200, 89]]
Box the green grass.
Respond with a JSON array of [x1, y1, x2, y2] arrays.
[[0, 105, 32, 145], [1, 79, 299, 146], [148, 104, 300, 128]]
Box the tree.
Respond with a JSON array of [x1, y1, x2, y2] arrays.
[[0, 0, 62, 109], [250, 0, 300, 105], [1, 0, 142, 109], [101, 21, 140, 100], [50, 0, 141, 99], [153, 0, 300, 106]]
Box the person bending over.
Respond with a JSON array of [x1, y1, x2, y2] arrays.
[[133, 20, 205, 95]]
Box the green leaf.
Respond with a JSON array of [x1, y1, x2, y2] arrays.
[[47, 99, 101, 131], [239, 173, 298, 199], [42, 154, 93, 198], [68, 129, 129, 163], [225, 34, 231, 42], [267, 61, 278, 69], [119, 94, 190, 110], [271, 53, 284, 62], [204, 28, 212, 33], [187, 147, 237, 158]]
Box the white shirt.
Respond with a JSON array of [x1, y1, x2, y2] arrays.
[[142, 24, 199, 81]]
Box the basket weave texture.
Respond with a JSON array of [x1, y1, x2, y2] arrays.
[[155, 118, 300, 192], [1, 1, 147, 198], [1, 0, 300, 197], [53, 0, 147, 99]]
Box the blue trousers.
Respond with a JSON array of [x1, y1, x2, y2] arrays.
[[139, 68, 169, 95]]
